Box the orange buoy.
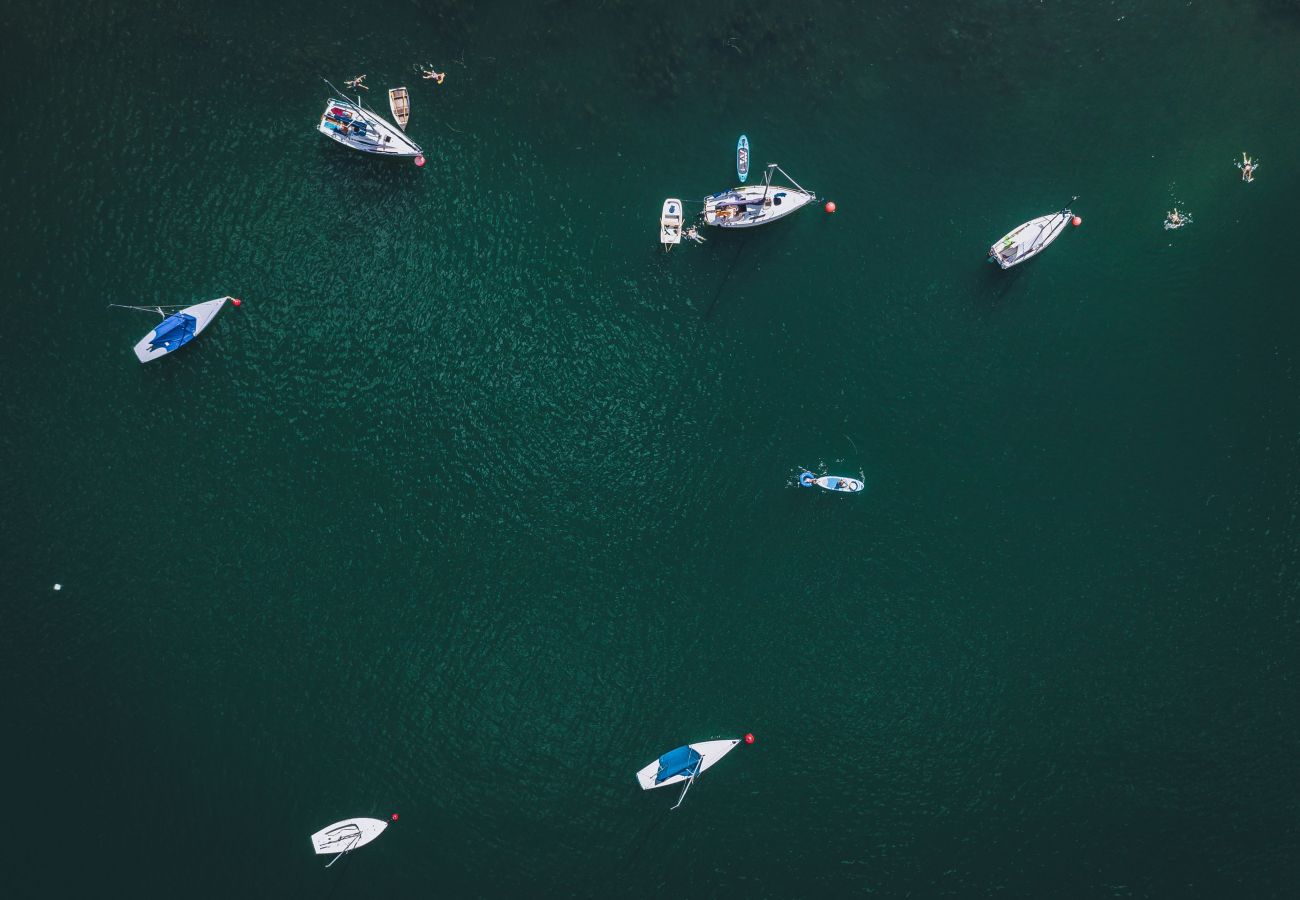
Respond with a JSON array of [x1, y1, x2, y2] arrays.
[[824, 201, 837, 214], [1071, 216, 1082, 227], [232, 298, 242, 308], [415, 155, 426, 168]]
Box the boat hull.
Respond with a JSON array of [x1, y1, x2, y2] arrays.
[[660, 198, 683, 247], [310, 817, 388, 856], [989, 209, 1072, 269], [703, 184, 814, 228], [636, 739, 741, 790], [133, 297, 228, 363], [318, 99, 422, 157]]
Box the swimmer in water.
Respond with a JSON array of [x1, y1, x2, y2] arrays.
[[1164, 208, 1189, 230], [344, 74, 368, 91], [684, 226, 706, 244], [421, 65, 446, 84], [1237, 152, 1258, 183]]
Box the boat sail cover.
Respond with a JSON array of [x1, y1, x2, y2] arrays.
[[655, 746, 702, 784], [149, 313, 198, 352]]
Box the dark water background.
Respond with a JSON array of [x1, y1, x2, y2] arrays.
[[2, 1, 1299, 896]]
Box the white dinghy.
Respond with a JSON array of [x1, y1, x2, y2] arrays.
[[660, 198, 684, 249], [636, 738, 742, 809], [703, 163, 815, 229], [318, 80, 422, 159], [119, 297, 230, 364], [988, 198, 1077, 269], [799, 471, 864, 493], [310, 816, 391, 867]]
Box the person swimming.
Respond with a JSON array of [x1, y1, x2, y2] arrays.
[[1164, 208, 1189, 230], [684, 226, 706, 244], [344, 74, 368, 91], [1237, 152, 1259, 183], [421, 65, 446, 84]]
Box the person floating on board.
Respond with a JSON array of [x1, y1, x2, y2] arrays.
[[684, 226, 706, 244], [1237, 152, 1258, 183], [1164, 208, 1189, 230], [344, 74, 368, 91], [421, 65, 446, 84]]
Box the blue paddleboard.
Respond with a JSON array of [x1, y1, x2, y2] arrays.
[[736, 135, 749, 183]]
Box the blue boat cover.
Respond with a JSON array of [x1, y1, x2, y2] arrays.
[[149, 312, 197, 353], [655, 746, 702, 784]]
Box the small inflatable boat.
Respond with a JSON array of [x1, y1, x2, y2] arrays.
[[799, 471, 864, 493]]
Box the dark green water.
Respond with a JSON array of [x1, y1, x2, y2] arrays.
[[3, 1, 1299, 895]]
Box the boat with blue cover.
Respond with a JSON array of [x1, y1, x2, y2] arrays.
[[129, 297, 230, 363], [636, 738, 741, 809], [799, 471, 864, 493]]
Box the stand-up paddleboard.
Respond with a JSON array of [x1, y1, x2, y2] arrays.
[[736, 134, 750, 183], [799, 471, 864, 493]]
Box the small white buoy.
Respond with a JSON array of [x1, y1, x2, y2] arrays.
[[53, 584, 62, 591]]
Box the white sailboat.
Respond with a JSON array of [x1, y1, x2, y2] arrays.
[[636, 739, 742, 809], [318, 80, 422, 159], [988, 198, 1077, 269], [310, 816, 390, 867], [703, 164, 815, 229], [112, 296, 231, 364]]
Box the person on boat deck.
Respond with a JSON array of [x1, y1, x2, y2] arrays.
[[422, 66, 446, 84]]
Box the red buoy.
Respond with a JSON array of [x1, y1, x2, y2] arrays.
[[824, 201, 837, 214], [1071, 216, 1082, 227], [414, 155, 426, 168], [232, 298, 242, 307], [391, 813, 399, 821], [744, 733, 755, 745]]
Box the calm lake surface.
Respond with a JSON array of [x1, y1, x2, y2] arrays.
[[2, 1, 1299, 896]]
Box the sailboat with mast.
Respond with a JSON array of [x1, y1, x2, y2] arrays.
[[636, 738, 742, 809], [702, 163, 815, 228], [317, 79, 422, 160]]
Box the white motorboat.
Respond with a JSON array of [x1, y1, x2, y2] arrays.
[[128, 297, 230, 363], [660, 198, 683, 249], [318, 82, 422, 159], [799, 471, 864, 493], [988, 199, 1077, 269], [310, 816, 389, 867], [636, 738, 741, 809], [703, 163, 815, 228]]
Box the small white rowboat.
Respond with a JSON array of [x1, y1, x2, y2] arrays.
[[989, 200, 1076, 269], [310, 817, 388, 866], [636, 738, 741, 809]]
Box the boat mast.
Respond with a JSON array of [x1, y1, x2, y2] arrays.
[[772, 164, 811, 195], [760, 164, 775, 204], [670, 768, 699, 810]]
